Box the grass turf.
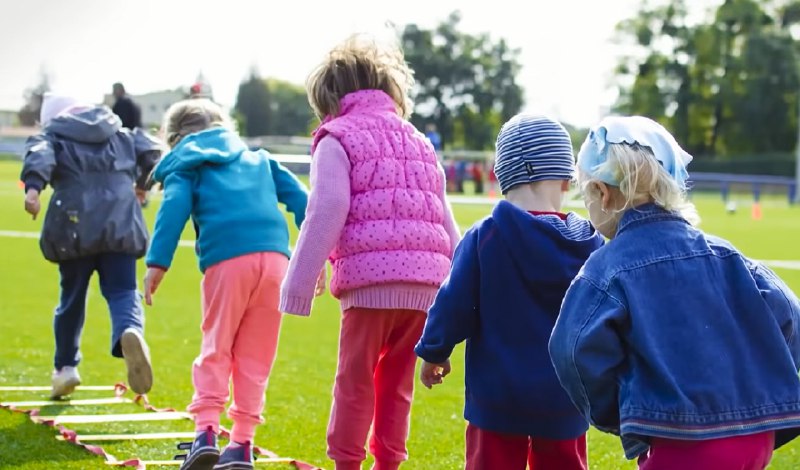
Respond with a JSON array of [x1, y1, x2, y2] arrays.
[[0, 160, 798, 469]]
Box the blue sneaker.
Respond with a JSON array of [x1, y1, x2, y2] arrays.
[[175, 426, 220, 470], [213, 442, 255, 470]]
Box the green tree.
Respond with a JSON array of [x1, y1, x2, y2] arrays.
[[401, 11, 524, 150], [234, 68, 271, 137], [265, 79, 315, 136], [614, 0, 800, 157]]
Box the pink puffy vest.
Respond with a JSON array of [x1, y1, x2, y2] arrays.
[[311, 90, 452, 297]]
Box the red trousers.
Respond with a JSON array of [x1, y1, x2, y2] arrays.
[[465, 423, 588, 470], [327, 308, 426, 470]]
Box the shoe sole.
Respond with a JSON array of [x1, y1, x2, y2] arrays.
[[213, 463, 253, 470], [181, 450, 220, 470], [51, 376, 81, 399], [120, 329, 153, 395]]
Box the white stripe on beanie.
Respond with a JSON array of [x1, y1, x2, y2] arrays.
[[494, 115, 575, 194]]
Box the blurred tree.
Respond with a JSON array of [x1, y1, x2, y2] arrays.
[[614, 0, 800, 157], [401, 11, 524, 150], [234, 70, 313, 137], [235, 67, 272, 137], [265, 78, 314, 136]]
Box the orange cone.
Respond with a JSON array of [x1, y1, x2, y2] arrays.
[[751, 202, 762, 220]]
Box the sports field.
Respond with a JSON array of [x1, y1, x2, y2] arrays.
[[0, 159, 798, 469]]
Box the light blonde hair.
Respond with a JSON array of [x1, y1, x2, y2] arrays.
[[162, 99, 233, 148], [306, 34, 415, 119], [578, 143, 700, 225]]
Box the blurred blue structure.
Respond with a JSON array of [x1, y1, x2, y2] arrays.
[[690, 173, 796, 205]]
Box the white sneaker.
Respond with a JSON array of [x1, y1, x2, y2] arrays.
[[120, 328, 153, 395], [51, 366, 81, 399]]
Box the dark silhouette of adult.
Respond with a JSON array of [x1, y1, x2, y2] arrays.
[[112, 83, 142, 129]]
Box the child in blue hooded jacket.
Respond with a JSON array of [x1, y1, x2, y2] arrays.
[[415, 115, 604, 470], [143, 99, 308, 470]]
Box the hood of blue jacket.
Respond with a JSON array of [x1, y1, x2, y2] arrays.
[[44, 106, 121, 144], [491, 200, 603, 284], [153, 127, 247, 182]]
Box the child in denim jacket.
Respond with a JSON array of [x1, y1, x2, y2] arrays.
[[549, 116, 800, 470]]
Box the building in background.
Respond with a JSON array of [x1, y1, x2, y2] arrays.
[[102, 73, 214, 129], [0, 110, 18, 128]]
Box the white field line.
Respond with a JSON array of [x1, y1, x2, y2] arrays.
[[32, 411, 190, 424], [56, 431, 196, 442], [0, 385, 117, 392], [0, 397, 131, 407]]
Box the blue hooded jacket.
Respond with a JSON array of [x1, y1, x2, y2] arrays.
[[146, 127, 308, 272], [415, 200, 604, 438]]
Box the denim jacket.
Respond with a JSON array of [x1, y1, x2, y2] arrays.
[[549, 203, 800, 459]]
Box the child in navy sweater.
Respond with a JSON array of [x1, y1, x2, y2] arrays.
[[415, 115, 604, 470]]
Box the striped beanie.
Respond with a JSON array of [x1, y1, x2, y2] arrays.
[[494, 114, 575, 194]]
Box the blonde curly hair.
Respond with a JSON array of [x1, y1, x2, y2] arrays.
[[578, 142, 700, 226], [306, 34, 415, 119]]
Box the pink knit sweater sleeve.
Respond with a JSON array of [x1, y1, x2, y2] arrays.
[[280, 136, 351, 316]]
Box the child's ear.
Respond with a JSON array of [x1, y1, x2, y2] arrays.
[[595, 182, 613, 210], [561, 180, 571, 192]]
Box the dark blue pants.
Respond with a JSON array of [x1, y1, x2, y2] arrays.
[[54, 253, 144, 369]]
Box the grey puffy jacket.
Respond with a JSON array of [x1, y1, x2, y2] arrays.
[[20, 106, 162, 262]]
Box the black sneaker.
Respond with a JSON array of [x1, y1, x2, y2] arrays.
[[214, 442, 255, 470], [175, 426, 220, 470]]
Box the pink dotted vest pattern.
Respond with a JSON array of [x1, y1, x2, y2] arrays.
[[311, 90, 452, 297]]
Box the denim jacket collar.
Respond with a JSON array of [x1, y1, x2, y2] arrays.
[[615, 203, 689, 236]]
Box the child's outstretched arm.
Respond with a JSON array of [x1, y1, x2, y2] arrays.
[[280, 136, 350, 316], [20, 135, 56, 219], [144, 171, 194, 304], [415, 229, 480, 388], [549, 277, 628, 434], [753, 263, 800, 369], [269, 158, 309, 229]]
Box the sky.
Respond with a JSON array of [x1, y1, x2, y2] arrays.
[[0, 0, 721, 127]]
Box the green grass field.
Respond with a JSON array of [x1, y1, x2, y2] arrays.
[[0, 159, 798, 469]]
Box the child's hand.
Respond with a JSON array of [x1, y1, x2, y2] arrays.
[[315, 268, 326, 297], [24, 189, 40, 220], [135, 188, 148, 206], [143, 267, 166, 306], [420, 360, 451, 389]]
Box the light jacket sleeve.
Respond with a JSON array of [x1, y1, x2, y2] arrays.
[[549, 276, 628, 434], [145, 171, 194, 270], [279, 136, 350, 316], [414, 228, 480, 364], [269, 158, 309, 229], [753, 263, 800, 370]]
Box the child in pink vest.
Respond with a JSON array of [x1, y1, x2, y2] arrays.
[[280, 35, 460, 470]]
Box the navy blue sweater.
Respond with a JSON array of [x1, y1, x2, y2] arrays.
[[415, 200, 604, 438]]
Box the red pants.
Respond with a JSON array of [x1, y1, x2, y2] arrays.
[[327, 308, 426, 470], [465, 424, 588, 470], [638, 432, 774, 470]]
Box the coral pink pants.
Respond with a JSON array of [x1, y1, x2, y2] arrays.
[[188, 252, 288, 444], [465, 424, 588, 470], [638, 432, 774, 470], [327, 308, 426, 470]]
